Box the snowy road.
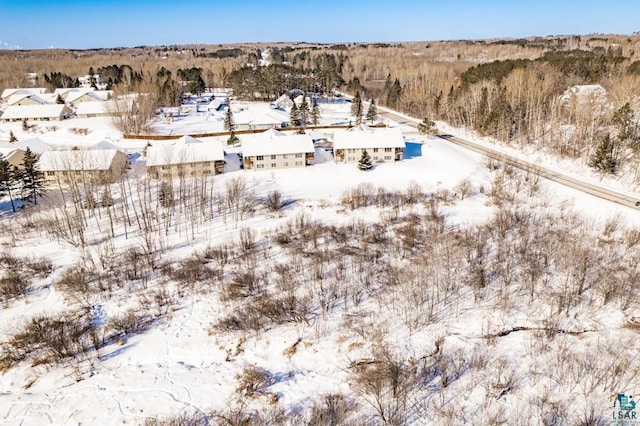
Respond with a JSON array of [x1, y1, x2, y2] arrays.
[[377, 107, 640, 209]]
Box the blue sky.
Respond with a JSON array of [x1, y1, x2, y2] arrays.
[[1, 0, 639, 49]]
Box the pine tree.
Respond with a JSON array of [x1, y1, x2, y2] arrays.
[[223, 100, 235, 132], [223, 99, 238, 145], [158, 181, 174, 207], [84, 191, 97, 210], [0, 155, 18, 212], [100, 187, 113, 207], [358, 149, 373, 171], [22, 120, 28, 132], [613, 102, 636, 144], [351, 91, 363, 125], [589, 134, 618, 174], [366, 99, 378, 123], [386, 78, 402, 108], [418, 118, 437, 136], [290, 103, 300, 127], [9, 131, 17, 143], [55, 94, 65, 104], [311, 98, 320, 126], [299, 97, 310, 127], [20, 148, 45, 204]]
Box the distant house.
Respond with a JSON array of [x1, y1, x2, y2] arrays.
[[273, 94, 293, 110], [333, 125, 405, 164], [6, 93, 48, 106], [146, 136, 225, 179], [0, 147, 26, 169], [76, 101, 113, 118], [0, 104, 73, 122], [2, 138, 52, 156], [1, 88, 48, 101], [65, 91, 104, 105], [559, 84, 612, 115], [38, 149, 129, 185], [242, 129, 314, 170]]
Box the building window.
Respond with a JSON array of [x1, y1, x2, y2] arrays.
[[75, 170, 82, 175], [373, 156, 378, 161], [256, 155, 264, 161], [348, 157, 355, 161], [385, 156, 392, 161], [62, 171, 68, 176], [47, 171, 55, 176], [384, 147, 392, 152], [295, 161, 302, 166], [347, 148, 355, 154], [257, 164, 264, 169], [271, 163, 277, 168], [271, 155, 276, 160], [203, 161, 211, 166], [373, 148, 379, 152], [283, 154, 288, 159], [295, 153, 302, 158], [284, 162, 288, 167]]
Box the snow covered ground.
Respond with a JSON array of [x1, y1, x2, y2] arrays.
[[0, 101, 639, 424]]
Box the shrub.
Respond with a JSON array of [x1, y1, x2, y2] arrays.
[[0, 272, 30, 302], [0, 310, 96, 371], [236, 365, 273, 397], [266, 189, 284, 212]]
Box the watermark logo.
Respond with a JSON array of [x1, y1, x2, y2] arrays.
[[612, 393, 638, 425]]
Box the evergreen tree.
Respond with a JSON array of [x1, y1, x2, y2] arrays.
[[9, 131, 17, 143], [84, 191, 97, 210], [366, 99, 378, 123], [589, 133, 618, 174], [0, 155, 18, 212], [386, 78, 402, 108], [351, 90, 363, 125], [158, 181, 174, 207], [55, 94, 66, 104], [358, 149, 373, 171], [299, 96, 310, 127], [418, 118, 437, 136], [223, 99, 238, 145], [613, 102, 636, 144], [22, 120, 28, 132], [384, 73, 392, 92], [20, 148, 45, 204], [290, 103, 300, 127], [311, 98, 321, 126], [100, 187, 113, 207]]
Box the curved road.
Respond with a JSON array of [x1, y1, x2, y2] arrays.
[[377, 108, 640, 209]]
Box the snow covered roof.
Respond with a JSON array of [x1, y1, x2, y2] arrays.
[[76, 101, 110, 116], [234, 108, 288, 126], [6, 93, 48, 106], [274, 94, 293, 109], [38, 149, 124, 171], [146, 136, 225, 166], [242, 129, 314, 157], [1, 88, 48, 100], [560, 84, 609, 104], [333, 125, 405, 150], [0, 147, 25, 159], [3, 138, 52, 155], [89, 140, 121, 151], [65, 91, 102, 104], [53, 87, 94, 97], [0, 104, 71, 120]]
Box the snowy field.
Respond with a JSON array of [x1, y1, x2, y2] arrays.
[[0, 102, 639, 424]]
